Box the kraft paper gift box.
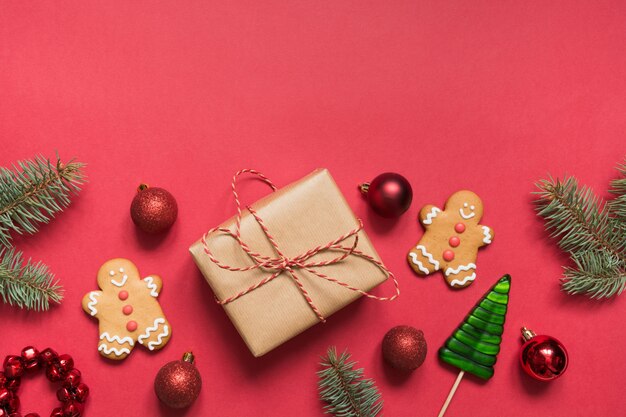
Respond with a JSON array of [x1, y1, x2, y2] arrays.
[[189, 168, 396, 357]]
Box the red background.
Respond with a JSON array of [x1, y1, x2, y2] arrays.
[[1, 1, 625, 416]]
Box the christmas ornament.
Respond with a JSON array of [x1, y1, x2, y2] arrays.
[[407, 190, 493, 289], [154, 352, 202, 409], [318, 347, 383, 417], [0, 346, 88, 417], [130, 184, 178, 233], [0, 154, 85, 310], [382, 325, 427, 371], [535, 156, 625, 298], [359, 173, 412, 218], [519, 327, 568, 381], [437, 275, 510, 417]]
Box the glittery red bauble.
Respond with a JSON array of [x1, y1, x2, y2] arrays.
[[360, 173, 413, 218], [154, 353, 201, 409], [519, 328, 568, 382], [130, 185, 178, 233], [382, 325, 427, 371]]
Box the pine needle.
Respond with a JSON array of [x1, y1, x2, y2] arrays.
[[535, 158, 626, 299], [0, 154, 86, 248], [318, 347, 383, 417], [0, 248, 64, 310]]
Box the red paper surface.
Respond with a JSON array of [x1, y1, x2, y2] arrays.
[[1, 1, 625, 416]]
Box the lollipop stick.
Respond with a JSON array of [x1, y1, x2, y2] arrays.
[[437, 370, 465, 417]]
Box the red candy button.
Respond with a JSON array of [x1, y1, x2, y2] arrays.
[[443, 250, 455, 262], [118, 291, 129, 301], [449, 236, 460, 247], [126, 321, 138, 332], [122, 305, 133, 315], [454, 223, 466, 233]]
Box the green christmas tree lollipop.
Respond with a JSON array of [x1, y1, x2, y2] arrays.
[[437, 274, 511, 417]]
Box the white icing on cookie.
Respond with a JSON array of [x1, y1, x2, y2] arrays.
[[138, 318, 166, 344], [449, 273, 476, 287], [444, 263, 477, 276], [109, 270, 115, 276], [98, 343, 131, 357], [409, 254, 430, 274], [119, 267, 124, 273], [423, 207, 441, 225], [147, 325, 169, 350], [459, 206, 476, 219], [111, 274, 128, 287], [144, 276, 159, 297], [481, 226, 492, 244], [415, 245, 439, 269], [87, 292, 100, 316], [100, 332, 135, 346]]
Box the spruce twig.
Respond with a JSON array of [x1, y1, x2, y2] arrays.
[[535, 158, 626, 299], [318, 347, 383, 417], [0, 154, 85, 310], [0, 248, 63, 310]]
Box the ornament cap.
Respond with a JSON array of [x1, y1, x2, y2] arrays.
[[521, 327, 536, 342], [182, 351, 195, 364], [137, 183, 150, 192], [358, 182, 370, 194]]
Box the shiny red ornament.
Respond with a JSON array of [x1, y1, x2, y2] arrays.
[[61, 400, 82, 417], [62, 370, 81, 389], [382, 325, 427, 371], [56, 388, 72, 403], [46, 365, 63, 382], [4, 379, 19, 394], [519, 327, 569, 382], [5, 396, 19, 413], [73, 384, 89, 403], [0, 388, 12, 405], [359, 173, 413, 218], [154, 352, 202, 409], [20, 347, 39, 372], [24, 413, 41, 417], [56, 356, 73, 374], [130, 184, 178, 233], [38, 349, 58, 367], [3, 357, 24, 380], [50, 408, 63, 417]]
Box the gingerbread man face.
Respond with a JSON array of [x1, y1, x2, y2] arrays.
[[407, 190, 494, 288], [82, 258, 172, 360]]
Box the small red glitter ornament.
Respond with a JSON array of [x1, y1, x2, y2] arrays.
[[130, 184, 178, 233], [154, 352, 202, 409], [382, 325, 427, 371], [519, 327, 568, 381], [359, 173, 413, 218]]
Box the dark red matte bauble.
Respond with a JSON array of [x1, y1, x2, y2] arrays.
[[130, 185, 178, 233], [382, 325, 427, 371], [519, 327, 568, 381], [154, 352, 202, 409], [360, 173, 413, 218]]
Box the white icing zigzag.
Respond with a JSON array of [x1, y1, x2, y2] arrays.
[[111, 274, 128, 287], [409, 254, 430, 274], [138, 318, 166, 344], [449, 273, 477, 287], [87, 292, 100, 316], [422, 207, 441, 225], [100, 332, 135, 346], [445, 263, 477, 276], [415, 245, 439, 269], [144, 277, 159, 297], [147, 325, 169, 351], [482, 226, 492, 244], [98, 344, 131, 357]]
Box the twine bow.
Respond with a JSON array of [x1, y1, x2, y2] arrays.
[[201, 169, 400, 322]]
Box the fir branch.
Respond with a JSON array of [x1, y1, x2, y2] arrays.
[[535, 163, 626, 299], [0, 248, 64, 310], [608, 158, 626, 222], [0, 154, 86, 248], [318, 347, 383, 417]]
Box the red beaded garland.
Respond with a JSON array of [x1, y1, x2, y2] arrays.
[[0, 348, 88, 417]]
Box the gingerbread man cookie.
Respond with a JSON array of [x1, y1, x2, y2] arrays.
[[407, 190, 493, 288], [82, 258, 171, 360]]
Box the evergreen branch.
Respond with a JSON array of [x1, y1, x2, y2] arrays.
[[608, 158, 626, 222], [0, 248, 64, 310], [535, 161, 626, 298], [0, 154, 86, 248], [318, 347, 383, 417]]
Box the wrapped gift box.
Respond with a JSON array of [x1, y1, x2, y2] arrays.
[[189, 168, 394, 357]]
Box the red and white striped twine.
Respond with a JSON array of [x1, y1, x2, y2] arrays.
[[201, 169, 400, 322]]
